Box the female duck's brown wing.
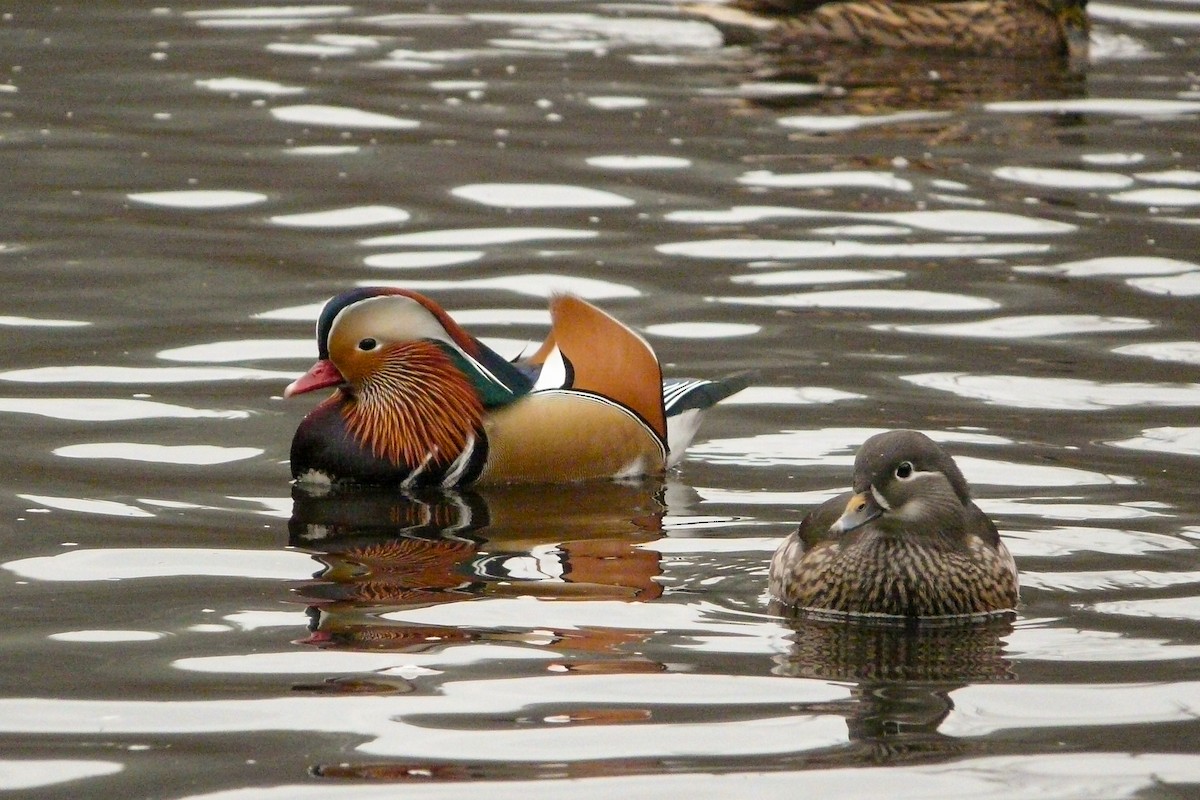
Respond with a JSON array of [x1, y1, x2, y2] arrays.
[[796, 490, 854, 549], [691, 0, 1075, 55]]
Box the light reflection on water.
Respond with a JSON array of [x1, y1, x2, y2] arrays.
[[3, 0, 1200, 797]]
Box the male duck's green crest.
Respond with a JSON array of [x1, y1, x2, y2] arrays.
[[285, 288, 748, 488], [769, 429, 1019, 618]]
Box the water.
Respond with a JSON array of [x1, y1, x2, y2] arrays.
[[2, 1, 1200, 797]]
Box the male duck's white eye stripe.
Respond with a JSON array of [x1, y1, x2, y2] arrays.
[[461, 351, 518, 396], [870, 484, 892, 511]]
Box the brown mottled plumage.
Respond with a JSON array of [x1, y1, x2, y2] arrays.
[[769, 430, 1018, 618], [686, 0, 1088, 57]]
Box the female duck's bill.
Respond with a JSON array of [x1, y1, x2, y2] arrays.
[[769, 429, 1019, 619], [285, 288, 749, 488]]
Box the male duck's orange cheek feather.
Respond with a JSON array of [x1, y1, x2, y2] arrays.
[[285, 359, 344, 398], [341, 341, 485, 469]]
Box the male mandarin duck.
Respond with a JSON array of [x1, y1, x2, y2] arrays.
[[285, 287, 747, 487], [685, 0, 1088, 57], [770, 430, 1018, 618]]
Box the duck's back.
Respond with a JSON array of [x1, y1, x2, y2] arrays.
[[695, 0, 1069, 55]]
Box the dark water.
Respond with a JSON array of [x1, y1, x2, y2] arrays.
[[3, 1, 1200, 797]]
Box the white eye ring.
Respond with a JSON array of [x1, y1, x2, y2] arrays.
[[357, 338, 378, 351], [895, 461, 914, 480]]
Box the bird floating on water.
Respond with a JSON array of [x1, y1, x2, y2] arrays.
[[769, 429, 1019, 619], [285, 288, 747, 488], [684, 0, 1088, 57]]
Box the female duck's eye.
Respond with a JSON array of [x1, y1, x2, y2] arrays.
[[357, 338, 378, 351], [895, 461, 914, 480]]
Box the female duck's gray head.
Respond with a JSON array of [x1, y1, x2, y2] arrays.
[[831, 430, 971, 535]]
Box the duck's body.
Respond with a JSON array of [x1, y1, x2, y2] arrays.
[[769, 430, 1018, 618], [686, 0, 1087, 56], [286, 288, 745, 488]]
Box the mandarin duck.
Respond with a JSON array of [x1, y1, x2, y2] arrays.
[[769, 430, 1018, 618], [685, 0, 1088, 57], [285, 288, 747, 487]]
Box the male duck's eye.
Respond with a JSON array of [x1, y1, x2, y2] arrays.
[[357, 338, 378, 351], [895, 461, 914, 480]]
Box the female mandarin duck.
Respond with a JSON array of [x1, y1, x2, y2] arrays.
[[686, 0, 1088, 57], [285, 287, 746, 487], [770, 430, 1018, 618]]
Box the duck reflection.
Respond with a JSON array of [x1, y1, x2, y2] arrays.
[[288, 481, 666, 657], [707, 50, 1088, 157], [773, 613, 1014, 766], [730, 50, 1085, 115]]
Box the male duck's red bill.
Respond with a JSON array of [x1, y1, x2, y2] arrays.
[[285, 288, 748, 488]]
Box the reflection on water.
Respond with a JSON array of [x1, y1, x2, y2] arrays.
[[773, 615, 1012, 767], [3, 0, 1200, 797], [290, 483, 667, 659]]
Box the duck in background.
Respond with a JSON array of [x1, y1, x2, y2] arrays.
[[770, 429, 1019, 618], [685, 0, 1088, 57], [285, 288, 747, 488]]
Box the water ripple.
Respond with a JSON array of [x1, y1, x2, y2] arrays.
[[1091, 597, 1200, 622], [667, 206, 1074, 235], [1015, 256, 1198, 277], [170, 755, 1200, 799], [946, 682, 1200, 737], [719, 289, 1000, 311], [127, 191, 268, 209], [733, 269, 905, 287], [194, 77, 305, 96], [1128, 272, 1200, 296], [452, 183, 634, 208], [0, 398, 248, 421], [985, 98, 1200, 116], [0, 315, 89, 328], [0, 761, 123, 791], [269, 206, 410, 228], [662, 240, 1048, 260], [1109, 427, 1200, 457], [363, 251, 484, 269], [53, 443, 263, 465], [361, 274, 640, 299], [1006, 625, 1200, 662], [994, 167, 1134, 189], [0, 366, 293, 383], [903, 373, 1200, 410], [1005, 526, 1192, 557], [875, 315, 1154, 339], [360, 227, 597, 247], [4, 548, 313, 581], [269, 105, 419, 129], [719, 387, 866, 405], [738, 170, 913, 192], [157, 339, 312, 362], [1110, 187, 1200, 206]]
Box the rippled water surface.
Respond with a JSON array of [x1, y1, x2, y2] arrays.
[[3, 1, 1200, 797]]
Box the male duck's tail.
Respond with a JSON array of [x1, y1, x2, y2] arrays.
[[663, 371, 753, 467]]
